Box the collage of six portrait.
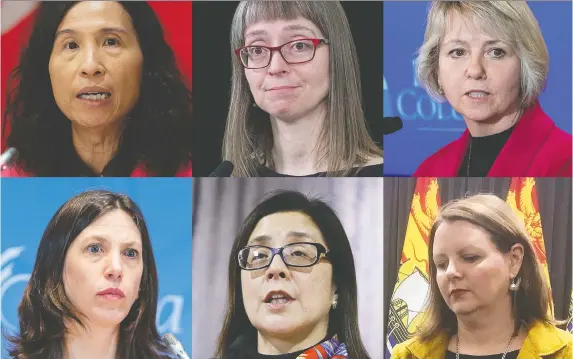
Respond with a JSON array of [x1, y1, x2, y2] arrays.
[[0, 1, 571, 359]]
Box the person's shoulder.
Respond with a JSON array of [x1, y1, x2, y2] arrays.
[[389, 337, 418, 358], [413, 138, 462, 176]]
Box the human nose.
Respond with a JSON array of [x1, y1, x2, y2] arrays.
[[445, 261, 462, 281], [265, 251, 291, 280], [465, 52, 486, 80], [79, 45, 105, 78], [103, 251, 123, 280], [267, 48, 290, 76]]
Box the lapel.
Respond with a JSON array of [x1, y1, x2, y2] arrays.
[[405, 332, 449, 358], [517, 321, 571, 359], [488, 102, 554, 176]]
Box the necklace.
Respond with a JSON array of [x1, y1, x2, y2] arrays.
[[466, 139, 472, 177], [456, 328, 519, 359]]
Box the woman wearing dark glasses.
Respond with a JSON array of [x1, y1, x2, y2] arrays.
[[214, 190, 371, 359], [221, 1, 382, 177]]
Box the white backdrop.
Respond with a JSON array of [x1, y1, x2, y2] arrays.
[[192, 178, 384, 359]]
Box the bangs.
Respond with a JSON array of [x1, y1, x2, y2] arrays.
[[233, 1, 324, 46], [441, 5, 518, 51]]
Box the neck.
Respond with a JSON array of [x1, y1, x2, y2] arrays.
[[465, 105, 522, 137], [257, 319, 328, 355], [64, 321, 120, 359], [71, 122, 123, 174], [455, 296, 519, 354], [270, 105, 326, 176]]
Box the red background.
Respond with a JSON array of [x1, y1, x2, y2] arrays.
[[0, 1, 192, 150]]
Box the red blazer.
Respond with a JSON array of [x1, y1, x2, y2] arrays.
[[413, 102, 572, 177], [1, 161, 192, 177]]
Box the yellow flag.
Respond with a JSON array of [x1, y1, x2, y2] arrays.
[[506, 177, 554, 316], [385, 178, 440, 358]]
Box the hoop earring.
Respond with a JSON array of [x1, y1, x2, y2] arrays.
[[332, 294, 338, 309]]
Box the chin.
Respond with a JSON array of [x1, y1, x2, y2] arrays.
[[256, 316, 302, 336], [449, 302, 478, 316], [91, 307, 130, 326]]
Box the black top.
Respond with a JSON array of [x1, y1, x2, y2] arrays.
[[222, 333, 328, 359], [457, 126, 514, 177], [256, 163, 383, 177], [253, 348, 306, 359], [445, 350, 519, 359]]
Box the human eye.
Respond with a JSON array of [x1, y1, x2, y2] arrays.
[[63, 40, 79, 51], [103, 37, 121, 47], [448, 48, 466, 58], [86, 243, 103, 254]]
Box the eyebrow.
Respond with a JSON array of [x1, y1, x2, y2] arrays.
[[247, 231, 316, 245], [55, 27, 129, 39], [433, 245, 480, 259], [85, 235, 142, 248], [443, 39, 504, 47], [245, 24, 318, 40]]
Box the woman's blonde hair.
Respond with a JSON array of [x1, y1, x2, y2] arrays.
[[417, 193, 559, 341], [415, 1, 549, 109], [222, 1, 381, 177]]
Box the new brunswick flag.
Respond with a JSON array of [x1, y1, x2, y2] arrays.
[[505, 177, 554, 316], [567, 292, 573, 333], [385, 178, 440, 358]]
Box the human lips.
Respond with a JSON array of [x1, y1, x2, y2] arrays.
[[76, 86, 112, 101], [97, 287, 125, 299], [263, 290, 294, 311], [450, 288, 469, 297], [266, 85, 299, 92], [464, 89, 491, 99]]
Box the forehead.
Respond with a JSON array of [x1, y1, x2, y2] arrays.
[[248, 211, 326, 246], [441, 10, 509, 45], [433, 220, 497, 254], [244, 18, 323, 39], [76, 209, 142, 245], [57, 1, 134, 32]]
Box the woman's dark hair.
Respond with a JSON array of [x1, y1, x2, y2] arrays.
[[7, 190, 170, 359], [215, 190, 370, 359], [3, 1, 191, 176]]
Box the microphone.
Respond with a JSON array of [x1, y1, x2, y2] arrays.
[[0, 147, 19, 168], [209, 160, 234, 177], [163, 333, 190, 359], [381, 117, 403, 135]]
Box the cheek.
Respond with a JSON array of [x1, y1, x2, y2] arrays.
[[114, 55, 143, 98], [244, 71, 261, 96], [298, 270, 333, 309], [49, 59, 71, 100], [63, 259, 89, 299], [240, 272, 257, 306]]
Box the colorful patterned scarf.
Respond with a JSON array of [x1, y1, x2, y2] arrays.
[[298, 335, 348, 359]]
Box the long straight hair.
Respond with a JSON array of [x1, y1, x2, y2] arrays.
[[215, 191, 370, 358], [222, 1, 381, 177], [417, 194, 560, 341], [7, 190, 170, 359]]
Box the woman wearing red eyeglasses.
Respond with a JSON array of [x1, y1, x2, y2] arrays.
[[221, 1, 382, 177]]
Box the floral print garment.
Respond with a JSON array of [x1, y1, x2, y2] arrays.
[[298, 335, 348, 359]]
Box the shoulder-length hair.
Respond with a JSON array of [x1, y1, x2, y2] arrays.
[[7, 190, 170, 359], [3, 1, 191, 176], [222, 1, 381, 177], [418, 193, 559, 341], [415, 1, 548, 109], [215, 190, 370, 358]]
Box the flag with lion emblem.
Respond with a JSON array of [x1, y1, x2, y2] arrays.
[[505, 177, 554, 316], [385, 178, 440, 358]]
